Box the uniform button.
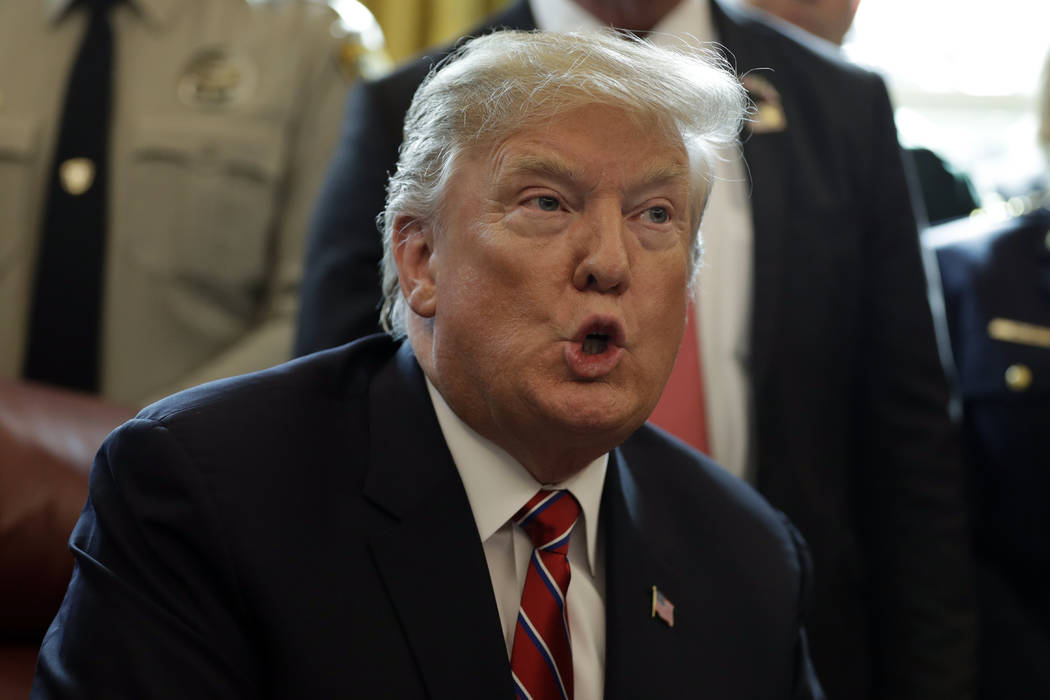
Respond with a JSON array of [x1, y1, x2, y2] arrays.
[[1043, 228, 1050, 251], [59, 158, 96, 195], [1004, 363, 1033, 392]]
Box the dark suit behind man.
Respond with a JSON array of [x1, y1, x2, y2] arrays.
[[295, 2, 977, 699]]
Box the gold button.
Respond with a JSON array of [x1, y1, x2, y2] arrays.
[[1043, 229, 1050, 252], [59, 157, 95, 195], [1004, 363, 1033, 392]]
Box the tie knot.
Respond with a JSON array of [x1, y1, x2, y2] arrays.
[[514, 490, 580, 554]]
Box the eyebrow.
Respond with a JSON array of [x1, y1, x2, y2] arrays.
[[500, 154, 691, 191], [499, 154, 581, 185]]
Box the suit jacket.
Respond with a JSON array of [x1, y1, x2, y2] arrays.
[[294, 2, 977, 698], [33, 336, 822, 699], [927, 210, 1050, 698]]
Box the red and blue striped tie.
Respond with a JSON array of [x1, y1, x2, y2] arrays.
[[511, 489, 581, 700]]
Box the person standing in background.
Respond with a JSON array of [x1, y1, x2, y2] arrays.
[[0, 0, 388, 408], [0, 6, 385, 692], [295, 1, 978, 698], [923, 48, 1050, 700]]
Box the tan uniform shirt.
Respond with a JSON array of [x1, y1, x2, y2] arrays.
[[0, 0, 386, 405]]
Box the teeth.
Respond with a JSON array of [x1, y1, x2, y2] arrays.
[[582, 335, 609, 355]]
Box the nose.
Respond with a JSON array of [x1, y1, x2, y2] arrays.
[[571, 201, 632, 294]]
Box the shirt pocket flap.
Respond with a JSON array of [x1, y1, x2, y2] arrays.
[[131, 117, 285, 182], [0, 116, 39, 160], [0, 116, 40, 266]]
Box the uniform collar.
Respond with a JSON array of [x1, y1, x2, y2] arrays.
[[44, 0, 74, 23], [425, 378, 608, 576]]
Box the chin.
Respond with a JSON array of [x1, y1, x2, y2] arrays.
[[540, 383, 648, 443]]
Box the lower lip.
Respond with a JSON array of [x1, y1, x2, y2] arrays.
[[564, 341, 624, 378]]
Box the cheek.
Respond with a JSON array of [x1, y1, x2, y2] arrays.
[[633, 258, 690, 351], [642, 249, 690, 304], [440, 248, 537, 342], [476, 238, 568, 309]]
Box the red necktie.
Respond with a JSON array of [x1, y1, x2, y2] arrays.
[[648, 303, 710, 453], [511, 489, 580, 700]]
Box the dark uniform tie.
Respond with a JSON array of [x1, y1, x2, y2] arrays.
[[23, 0, 119, 392]]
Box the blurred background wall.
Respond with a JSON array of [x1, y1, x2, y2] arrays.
[[336, 0, 511, 62], [841, 0, 1050, 212]]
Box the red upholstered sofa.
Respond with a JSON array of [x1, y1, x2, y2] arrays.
[[0, 380, 132, 698]]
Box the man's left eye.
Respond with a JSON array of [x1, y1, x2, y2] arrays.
[[533, 196, 560, 211], [644, 207, 670, 224]]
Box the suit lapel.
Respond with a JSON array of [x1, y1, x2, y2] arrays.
[[362, 344, 511, 699], [712, 0, 791, 403], [602, 451, 689, 700]]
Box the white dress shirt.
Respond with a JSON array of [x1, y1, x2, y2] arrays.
[[426, 379, 608, 700], [530, 0, 757, 480]]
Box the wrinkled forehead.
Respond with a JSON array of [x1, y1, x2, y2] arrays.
[[460, 103, 706, 201]]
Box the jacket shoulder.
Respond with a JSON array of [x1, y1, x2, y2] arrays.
[[928, 210, 1050, 292], [233, 0, 388, 73], [138, 334, 397, 429]]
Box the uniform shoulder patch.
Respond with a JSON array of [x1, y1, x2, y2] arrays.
[[324, 0, 390, 81]]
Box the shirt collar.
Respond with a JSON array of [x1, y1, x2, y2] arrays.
[[44, 0, 179, 28], [530, 0, 717, 43], [426, 378, 607, 576], [44, 0, 74, 23]]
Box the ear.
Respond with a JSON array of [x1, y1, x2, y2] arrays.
[[392, 214, 437, 319]]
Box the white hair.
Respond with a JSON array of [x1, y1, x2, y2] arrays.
[[379, 29, 748, 336]]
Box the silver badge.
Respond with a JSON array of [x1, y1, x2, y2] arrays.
[[177, 47, 256, 108]]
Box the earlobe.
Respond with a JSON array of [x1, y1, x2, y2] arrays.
[[392, 215, 437, 318]]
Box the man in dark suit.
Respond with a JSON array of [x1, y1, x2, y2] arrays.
[[927, 207, 1050, 698], [294, 2, 977, 698], [33, 30, 823, 698], [923, 54, 1050, 699]]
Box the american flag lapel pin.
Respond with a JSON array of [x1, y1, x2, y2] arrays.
[[651, 586, 675, 627]]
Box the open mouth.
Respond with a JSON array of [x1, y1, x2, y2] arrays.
[[582, 333, 610, 355], [574, 317, 624, 353], [565, 317, 625, 378]]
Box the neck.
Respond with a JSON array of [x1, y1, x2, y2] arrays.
[[571, 0, 685, 32], [504, 441, 606, 485]]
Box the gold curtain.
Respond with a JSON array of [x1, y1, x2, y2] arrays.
[[361, 0, 512, 63]]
